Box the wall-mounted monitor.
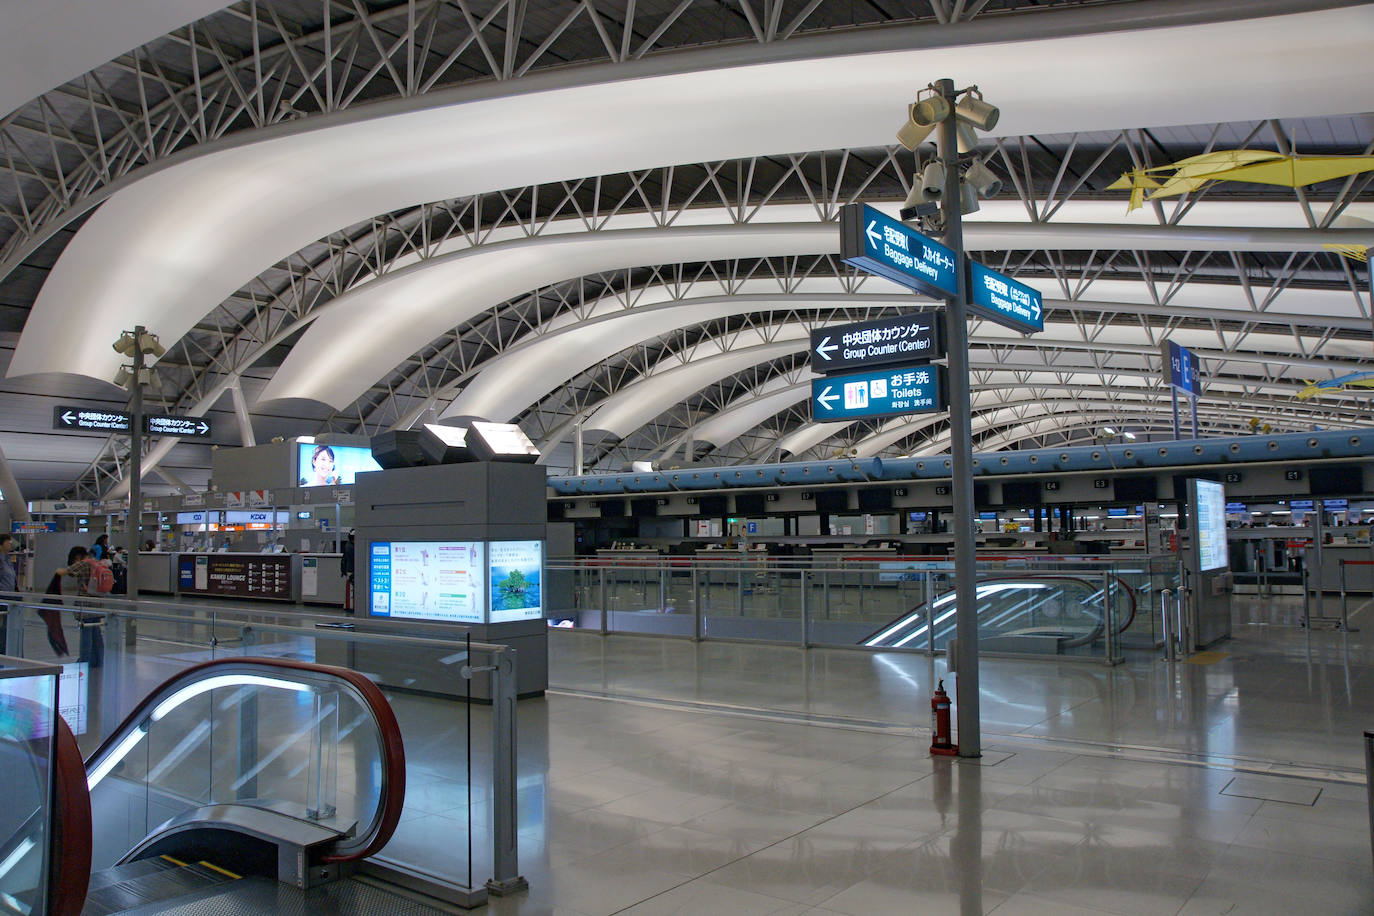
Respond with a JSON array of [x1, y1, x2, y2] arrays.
[[298, 442, 382, 486], [369, 541, 486, 624], [488, 540, 543, 624]]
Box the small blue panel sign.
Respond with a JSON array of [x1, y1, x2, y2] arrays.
[[811, 365, 946, 421], [968, 261, 1044, 333], [839, 203, 958, 299], [1161, 340, 1202, 398]]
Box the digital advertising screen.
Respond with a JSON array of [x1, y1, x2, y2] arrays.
[[370, 541, 485, 624], [298, 442, 382, 487], [488, 540, 543, 623], [1192, 479, 1228, 571]]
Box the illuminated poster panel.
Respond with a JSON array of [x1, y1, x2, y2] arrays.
[[370, 541, 485, 623], [1192, 479, 1228, 571], [488, 540, 543, 623]]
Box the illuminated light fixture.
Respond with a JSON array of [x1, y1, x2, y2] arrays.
[[152, 673, 312, 722], [964, 157, 1003, 198], [630, 460, 655, 473], [954, 87, 999, 131], [297, 435, 315, 444], [468, 421, 540, 464], [419, 422, 472, 465], [1123, 431, 1137, 441], [88, 727, 148, 789], [1103, 427, 1117, 435]]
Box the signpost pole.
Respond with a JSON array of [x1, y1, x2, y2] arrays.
[[127, 325, 145, 605], [935, 78, 980, 759], [1190, 394, 1199, 439], [1171, 390, 1180, 440]]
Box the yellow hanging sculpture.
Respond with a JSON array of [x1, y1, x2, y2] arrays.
[[1107, 150, 1374, 213]]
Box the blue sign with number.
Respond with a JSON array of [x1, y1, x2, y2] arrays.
[[968, 261, 1044, 333], [839, 203, 958, 299], [811, 365, 945, 421], [1161, 340, 1202, 398]]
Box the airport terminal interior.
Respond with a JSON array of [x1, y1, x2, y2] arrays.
[[2, 1, 1374, 914]]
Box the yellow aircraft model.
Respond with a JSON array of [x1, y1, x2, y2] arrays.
[[1107, 150, 1374, 213]]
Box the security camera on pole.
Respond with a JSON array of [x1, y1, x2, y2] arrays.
[[112, 326, 167, 604]]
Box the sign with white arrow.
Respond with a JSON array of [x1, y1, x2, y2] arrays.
[[967, 261, 1044, 334], [809, 313, 943, 374], [839, 203, 959, 300], [811, 366, 947, 421], [53, 406, 131, 432], [145, 414, 213, 439]]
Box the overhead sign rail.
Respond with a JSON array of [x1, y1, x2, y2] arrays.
[[810, 313, 944, 374], [811, 365, 947, 422], [839, 203, 959, 300]]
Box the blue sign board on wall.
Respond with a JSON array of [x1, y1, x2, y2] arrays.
[[968, 261, 1044, 333], [839, 203, 958, 299], [1161, 339, 1202, 398], [811, 365, 946, 421]]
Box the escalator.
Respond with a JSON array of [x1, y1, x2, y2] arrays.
[[7, 657, 452, 915], [861, 574, 1137, 654]]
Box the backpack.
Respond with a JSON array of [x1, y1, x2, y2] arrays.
[[86, 560, 115, 595]]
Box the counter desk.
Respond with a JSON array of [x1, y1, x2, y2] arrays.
[[133, 551, 348, 607]]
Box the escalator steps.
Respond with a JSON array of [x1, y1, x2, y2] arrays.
[[82, 856, 240, 915]]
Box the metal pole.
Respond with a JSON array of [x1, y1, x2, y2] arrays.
[[936, 78, 980, 758], [1189, 394, 1199, 439], [486, 647, 527, 896], [127, 325, 145, 605], [1171, 390, 1180, 440], [1160, 588, 1174, 660]]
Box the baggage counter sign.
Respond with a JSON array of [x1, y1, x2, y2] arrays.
[[812, 365, 947, 421], [839, 203, 958, 299], [145, 414, 212, 438], [810, 312, 944, 374], [53, 406, 131, 432], [968, 261, 1043, 334]]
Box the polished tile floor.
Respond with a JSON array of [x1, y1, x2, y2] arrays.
[[474, 594, 1374, 915], [16, 593, 1374, 914]]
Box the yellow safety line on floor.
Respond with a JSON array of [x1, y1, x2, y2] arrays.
[[158, 855, 188, 868], [1184, 651, 1230, 665], [197, 861, 242, 880]]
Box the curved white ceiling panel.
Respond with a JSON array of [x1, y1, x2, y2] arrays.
[[689, 380, 817, 450], [0, 0, 234, 118], [13, 6, 1374, 389], [585, 338, 808, 438]]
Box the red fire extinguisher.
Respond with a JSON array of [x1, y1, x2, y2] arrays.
[[930, 679, 958, 756]]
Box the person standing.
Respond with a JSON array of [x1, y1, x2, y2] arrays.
[[90, 533, 110, 561], [0, 534, 17, 594], [341, 530, 356, 613]]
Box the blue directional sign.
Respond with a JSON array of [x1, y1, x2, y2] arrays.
[[811, 365, 946, 421], [968, 262, 1044, 334], [810, 312, 943, 374], [839, 203, 958, 299], [1160, 339, 1202, 398]]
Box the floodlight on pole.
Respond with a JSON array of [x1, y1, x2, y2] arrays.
[[954, 87, 1000, 131]]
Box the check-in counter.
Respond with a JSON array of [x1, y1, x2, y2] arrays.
[[300, 553, 346, 607], [1319, 543, 1374, 593], [173, 552, 299, 601], [135, 551, 176, 594]]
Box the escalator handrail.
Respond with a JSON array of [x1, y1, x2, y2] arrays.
[[50, 714, 91, 916], [84, 657, 405, 864]]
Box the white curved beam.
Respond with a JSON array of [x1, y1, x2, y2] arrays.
[[13, 5, 1374, 390]]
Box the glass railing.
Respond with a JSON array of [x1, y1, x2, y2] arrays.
[[550, 553, 1183, 663], [0, 656, 62, 916], [0, 597, 523, 907]]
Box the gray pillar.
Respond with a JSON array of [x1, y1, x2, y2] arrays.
[[0, 444, 31, 523]]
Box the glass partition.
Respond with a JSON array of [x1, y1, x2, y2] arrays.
[[0, 656, 61, 916]]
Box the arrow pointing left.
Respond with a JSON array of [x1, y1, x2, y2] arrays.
[[816, 386, 839, 410], [814, 336, 837, 361], [61, 411, 75, 424], [865, 220, 882, 248]]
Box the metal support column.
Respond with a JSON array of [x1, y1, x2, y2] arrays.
[[126, 326, 145, 606], [0, 444, 31, 523], [486, 648, 527, 896], [936, 78, 980, 758], [230, 380, 257, 447]]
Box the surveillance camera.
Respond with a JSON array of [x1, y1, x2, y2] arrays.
[[899, 182, 939, 221], [921, 161, 946, 199]]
